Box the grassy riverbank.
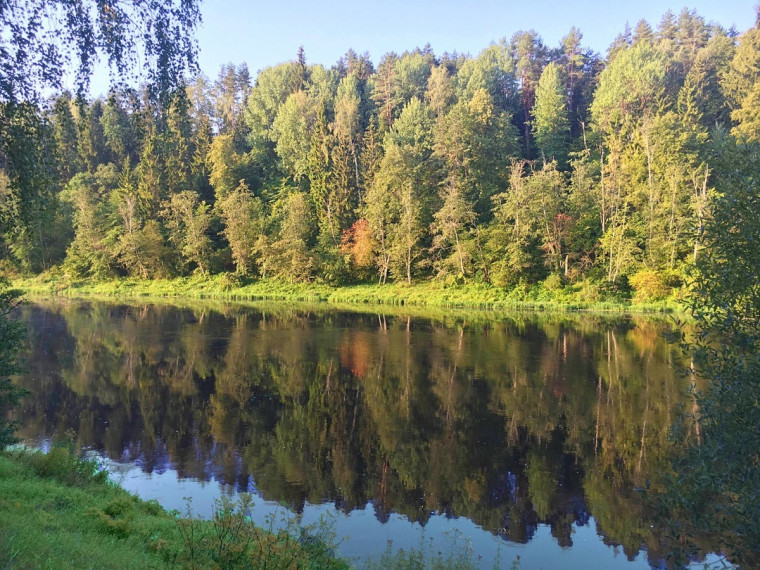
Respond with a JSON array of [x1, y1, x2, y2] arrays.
[[0, 448, 347, 569], [0, 448, 510, 569], [12, 273, 683, 313]]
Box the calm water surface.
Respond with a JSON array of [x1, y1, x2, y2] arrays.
[[15, 300, 716, 568]]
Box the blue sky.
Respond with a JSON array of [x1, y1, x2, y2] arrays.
[[195, 0, 756, 76], [81, 1, 756, 94]]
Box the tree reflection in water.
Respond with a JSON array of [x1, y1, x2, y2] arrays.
[[16, 301, 718, 566]]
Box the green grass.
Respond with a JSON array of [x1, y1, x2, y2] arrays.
[[0, 447, 516, 569], [0, 447, 347, 569], [12, 272, 686, 314]]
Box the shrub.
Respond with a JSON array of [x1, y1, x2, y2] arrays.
[[13, 447, 109, 487], [542, 273, 565, 292], [629, 269, 669, 302], [170, 495, 348, 569]]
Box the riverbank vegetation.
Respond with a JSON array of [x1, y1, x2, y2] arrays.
[[2, 10, 759, 310], [0, 447, 347, 569], [2, 443, 512, 568], [13, 273, 680, 312]]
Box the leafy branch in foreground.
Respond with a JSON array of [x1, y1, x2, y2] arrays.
[[659, 141, 760, 566], [0, 282, 26, 449]]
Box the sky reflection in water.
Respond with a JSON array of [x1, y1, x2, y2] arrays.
[[16, 301, 714, 567]]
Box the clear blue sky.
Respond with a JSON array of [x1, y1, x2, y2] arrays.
[[195, 0, 756, 77], [80, 1, 755, 94]]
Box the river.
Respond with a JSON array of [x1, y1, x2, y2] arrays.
[[14, 300, 719, 568]]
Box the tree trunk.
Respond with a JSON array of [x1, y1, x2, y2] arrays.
[[454, 229, 465, 276]]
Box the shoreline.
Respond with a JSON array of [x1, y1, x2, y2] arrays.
[[11, 274, 685, 315], [0, 448, 347, 569]]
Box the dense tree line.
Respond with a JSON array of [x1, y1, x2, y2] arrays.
[[2, 9, 758, 300]]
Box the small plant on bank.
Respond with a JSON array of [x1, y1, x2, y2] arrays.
[[169, 494, 347, 569], [13, 446, 109, 487], [363, 528, 514, 570]]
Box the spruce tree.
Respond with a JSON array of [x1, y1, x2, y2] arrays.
[[531, 63, 570, 167]]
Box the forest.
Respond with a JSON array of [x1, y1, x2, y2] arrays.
[[1, 8, 758, 302], [2, 4, 760, 566]]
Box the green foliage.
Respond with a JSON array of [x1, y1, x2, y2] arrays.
[[208, 134, 244, 199], [510, 30, 547, 156], [433, 87, 518, 216], [13, 273, 682, 313], [110, 163, 170, 279], [629, 268, 670, 302], [217, 181, 266, 276], [245, 63, 300, 160], [425, 65, 454, 116], [0, 284, 25, 449], [161, 190, 214, 275], [12, 447, 109, 488], [0, 0, 201, 278], [591, 43, 666, 135], [542, 272, 564, 292], [260, 191, 317, 282], [171, 495, 346, 569], [273, 90, 320, 183], [395, 52, 432, 106], [531, 62, 570, 166], [659, 140, 760, 566], [1, 10, 752, 303], [0, 103, 61, 273], [430, 180, 476, 279], [0, 0, 200, 104], [60, 168, 119, 279], [488, 160, 566, 285], [725, 28, 760, 144], [309, 104, 355, 245]]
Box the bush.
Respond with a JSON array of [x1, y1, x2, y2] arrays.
[[169, 495, 347, 569], [219, 271, 245, 291], [575, 278, 604, 303], [542, 273, 565, 292], [13, 447, 109, 487], [629, 269, 669, 302]]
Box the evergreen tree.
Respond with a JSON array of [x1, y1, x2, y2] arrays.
[[724, 27, 760, 143], [51, 92, 85, 182], [531, 62, 570, 166]]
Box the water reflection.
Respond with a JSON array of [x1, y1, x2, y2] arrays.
[[16, 301, 712, 566]]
